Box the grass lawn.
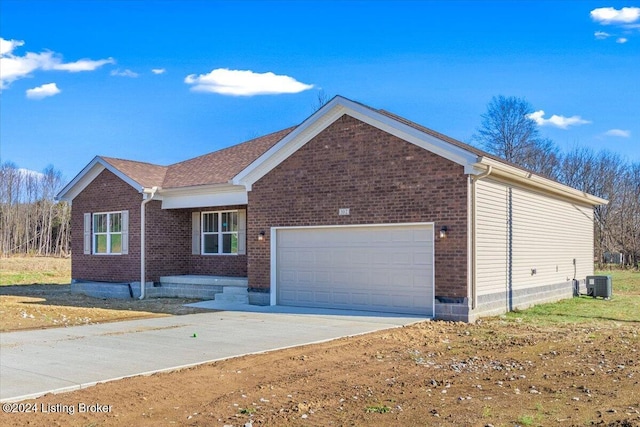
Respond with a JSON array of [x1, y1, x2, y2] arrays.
[[0, 256, 71, 285], [504, 269, 640, 325]]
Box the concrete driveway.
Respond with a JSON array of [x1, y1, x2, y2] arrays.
[[0, 306, 426, 402]]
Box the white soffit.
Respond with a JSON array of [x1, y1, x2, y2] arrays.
[[161, 185, 248, 209]]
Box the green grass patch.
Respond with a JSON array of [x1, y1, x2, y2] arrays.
[[0, 256, 71, 285], [595, 269, 640, 294], [365, 404, 391, 414], [504, 270, 640, 326]]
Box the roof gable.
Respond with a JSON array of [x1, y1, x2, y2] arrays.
[[57, 156, 155, 202], [232, 96, 483, 190], [57, 95, 607, 207]]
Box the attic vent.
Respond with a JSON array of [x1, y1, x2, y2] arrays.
[[586, 275, 612, 299]]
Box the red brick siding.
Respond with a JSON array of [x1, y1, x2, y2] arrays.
[[72, 170, 247, 283], [72, 170, 141, 282], [248, 114, 468, 298], [143, 203, 248, 281]]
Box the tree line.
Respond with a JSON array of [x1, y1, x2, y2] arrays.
[[474, 96, 640, 269], [0, 162, 71, 257]]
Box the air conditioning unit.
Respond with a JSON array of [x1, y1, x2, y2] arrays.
[[586, 275, 612, 299]]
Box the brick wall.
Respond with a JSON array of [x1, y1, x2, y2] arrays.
[[143, 203, 248, 281], [248, 114, 469, 298], [72, 170, 248, 283], [72, 170, 142, 282]]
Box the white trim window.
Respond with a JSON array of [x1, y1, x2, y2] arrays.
[[202, 211, 239, 255], [93, 212, 123, 254]]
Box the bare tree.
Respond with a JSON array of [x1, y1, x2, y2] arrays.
[[473, 96, 561, 179], [312, 89, 331, 112], [0, 162, 70, 257], [560, 148, 639, 268]]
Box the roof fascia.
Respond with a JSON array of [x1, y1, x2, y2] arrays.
[[233, 96, 479, 190], [56, 156, 144, 202], [477, 157, 608, 206], [159, 183, 246, 196], [160, 184, 247, 209]]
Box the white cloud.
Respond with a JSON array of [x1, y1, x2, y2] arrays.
[[616, 37, 629, 44], [26, 82, 61, 99], [0, 37, 114, 90], [527, 110, 592, 129], [591, 7, 640, 24], [53, 58, 115, 72], [0, 38, 24, 55], [184, 68, 314, 96], [604, 129, 631, 137], [594, 31, 611, 39], [151, 68, 166, 75], [110, 68, 139, 78]]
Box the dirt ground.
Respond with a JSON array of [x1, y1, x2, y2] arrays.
[[0, 311, 638, 425], [0, 284, 210, 331]]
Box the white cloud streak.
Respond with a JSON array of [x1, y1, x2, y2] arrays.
[[151, 68, 166, 75], [605, 129, 631, 137], [594, 31, 611, 39], [527, 110, 591, 129], [110, 69, 139, 78], [185, 68, 314, 96], [26, 82, 61, 99], [0, 37, 114, 89], [591, 7, 640, 24], [616, 37, 628, 44], [53, 58, 115, 72]]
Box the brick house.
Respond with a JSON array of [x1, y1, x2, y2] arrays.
[[57, 96, 606, 321]]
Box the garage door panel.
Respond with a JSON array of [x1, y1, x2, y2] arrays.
[[315, 292, 330, 303], [276, 225, 434, 316]]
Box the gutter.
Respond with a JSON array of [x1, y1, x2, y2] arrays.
[[471, 165, 492, 310], [140, 186, 159, 299]]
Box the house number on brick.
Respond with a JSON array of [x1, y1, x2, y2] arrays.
[[338, 208, 350, 216]]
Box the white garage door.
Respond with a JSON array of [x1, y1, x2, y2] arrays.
[[276, 224, 434, 316]]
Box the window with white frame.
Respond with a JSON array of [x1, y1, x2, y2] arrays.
[[202, 211, 239, 254], [93, 212, 123, 254]]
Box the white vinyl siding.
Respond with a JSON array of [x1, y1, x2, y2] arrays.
[[475, 179, 509, 296], [275, 224, 434, 316], [511, 186, 593, 288], [475, 178, 594, 296]]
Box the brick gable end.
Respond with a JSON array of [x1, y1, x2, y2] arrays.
[[248, 114, 468, 299]]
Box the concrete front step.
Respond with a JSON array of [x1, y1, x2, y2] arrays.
[[214, 284, 249, 304], [149, 275, 248, 299], [159, 275, 247, 287]]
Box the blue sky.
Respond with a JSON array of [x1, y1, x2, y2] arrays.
[[1, 1, 638, 183]]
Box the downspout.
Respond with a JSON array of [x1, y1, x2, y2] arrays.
[[471, 165, 492, 310], [140, 186, 159, 299]]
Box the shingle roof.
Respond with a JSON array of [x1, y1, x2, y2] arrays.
[[162, 126, 296, 188], [100, 157, 168, 189], [101, 126, 297, 190]]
